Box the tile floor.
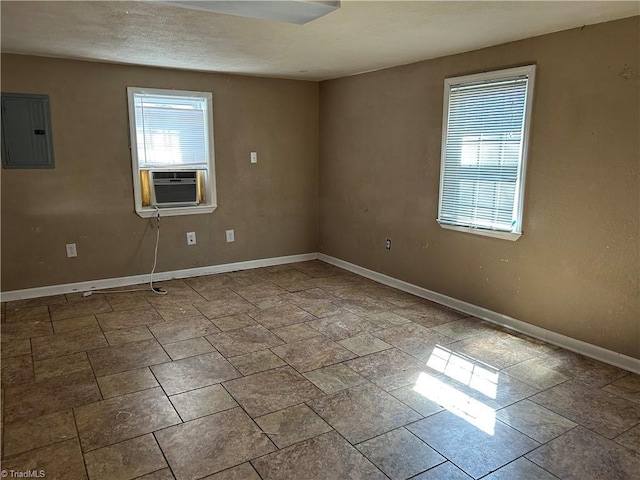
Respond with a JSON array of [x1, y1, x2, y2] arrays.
[[1, 260, 639, 480]]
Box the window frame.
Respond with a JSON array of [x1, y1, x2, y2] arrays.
[[127, 86, 217, 218], [437, 65, 536, 241]]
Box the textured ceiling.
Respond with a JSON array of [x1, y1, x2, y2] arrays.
[[1, 1, 638, 81]]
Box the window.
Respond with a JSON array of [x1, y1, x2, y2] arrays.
[[437, 65, 536, 240], [127, 87, 217, 217]]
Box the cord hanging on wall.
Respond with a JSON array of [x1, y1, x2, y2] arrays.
[[83, 207, 167, 296]]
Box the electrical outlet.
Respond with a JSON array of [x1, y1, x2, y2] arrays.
[[250, 151, 258, 164], [385, 239, 391, 250], [226, 229, 235, 243], [66, 243, 78, 258], [187, 232, 197, 245]]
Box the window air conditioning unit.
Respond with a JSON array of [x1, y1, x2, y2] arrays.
[[151, 171, 199, 207]]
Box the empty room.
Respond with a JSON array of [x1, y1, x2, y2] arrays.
[[1, 1, 639, 479]]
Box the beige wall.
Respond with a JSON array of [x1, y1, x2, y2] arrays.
[[319, 17, 639, 359], [2, 17, 638, 360], [1, 55, 319, 290]]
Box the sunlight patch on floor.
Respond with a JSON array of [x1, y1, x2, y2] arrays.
[[413, 345, 501, 435], [426, 345, 499, 399], [414, 372, 497, 435]]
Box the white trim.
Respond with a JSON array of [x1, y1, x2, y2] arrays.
[[437, 64, 536, 240], [318, 253, 640, 375], [127, 86, 217, 219], [136, 204, 216, 218], [0, 253, 317, 302], [438, 223, 522, 241], [3, 250, 637, 375]]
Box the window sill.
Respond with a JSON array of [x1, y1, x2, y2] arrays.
[[136, 204, 217, 218], [438, 222, 522, 241]]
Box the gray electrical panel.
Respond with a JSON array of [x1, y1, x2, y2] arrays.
[[1, 93, 55, 169]]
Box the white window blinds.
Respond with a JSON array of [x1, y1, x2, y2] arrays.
[[438, 66, 535, 238], [133, 93, 209, 168], [127, 86, 217, 218]]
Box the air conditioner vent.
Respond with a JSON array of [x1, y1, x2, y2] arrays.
[[151, 170, 199, 207]]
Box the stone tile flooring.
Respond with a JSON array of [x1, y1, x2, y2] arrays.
[[1, 260, 639, 480]]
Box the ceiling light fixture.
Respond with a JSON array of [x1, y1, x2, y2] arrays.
[[151, 1, 340, 24]]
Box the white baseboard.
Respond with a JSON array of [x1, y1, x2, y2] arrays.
[[319, 253, 640, 375], [3, 250, 637, 375], [1, 252, 318, 303]]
